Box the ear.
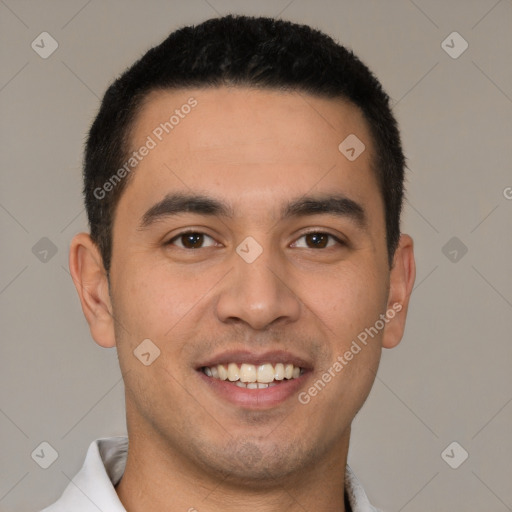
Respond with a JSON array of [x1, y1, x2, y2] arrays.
[[68, 232, 116, 348], [382, 234, 416, 349]]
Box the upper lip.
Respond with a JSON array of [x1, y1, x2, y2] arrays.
[[197, 350, 313, 370]]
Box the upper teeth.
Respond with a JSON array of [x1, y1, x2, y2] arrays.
[[203, 363, 302, 383]]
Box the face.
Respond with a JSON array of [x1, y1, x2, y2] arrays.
[[75, 87, 413, 483]]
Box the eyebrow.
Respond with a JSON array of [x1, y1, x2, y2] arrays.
[[138, 192, 367, 230]]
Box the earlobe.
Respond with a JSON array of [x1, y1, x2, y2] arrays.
[[382, 234, 416, 349], [68, 233, 116, 348]]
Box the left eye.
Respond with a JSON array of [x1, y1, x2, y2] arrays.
[[168, 232, 218, 249], [291, 232, 342, 249]]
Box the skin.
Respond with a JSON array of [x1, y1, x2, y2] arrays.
[[69, 87, 415, 512]]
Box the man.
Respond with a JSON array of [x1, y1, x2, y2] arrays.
[[43, 14, 415, 512]]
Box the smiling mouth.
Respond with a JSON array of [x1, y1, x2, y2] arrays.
[[200, 362, 305, 389]]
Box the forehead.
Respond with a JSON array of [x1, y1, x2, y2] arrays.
[[121, 87, 381, 222]]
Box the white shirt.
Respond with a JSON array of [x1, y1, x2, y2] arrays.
[[40, 437, 381, 512]]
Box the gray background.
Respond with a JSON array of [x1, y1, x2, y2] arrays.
[[1, 0, 511, 511]]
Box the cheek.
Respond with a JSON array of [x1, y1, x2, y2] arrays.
[[301, 268, 385, 416], [303, 261, 388, 339], [113, 258, 220, 343], [110, 260, 172, 344]]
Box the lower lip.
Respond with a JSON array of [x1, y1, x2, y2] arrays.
[[197, 370, 310, 409]]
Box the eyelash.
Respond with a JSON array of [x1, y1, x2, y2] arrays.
[[166, 229, 346, 250]]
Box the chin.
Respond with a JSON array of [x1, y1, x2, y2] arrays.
[[192, 437, 316, 486]]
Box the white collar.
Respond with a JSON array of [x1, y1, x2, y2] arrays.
[[41, 437, 381, 512]]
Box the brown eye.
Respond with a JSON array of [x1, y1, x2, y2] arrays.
[[291, 232, 343, 249], [305, 233, 329, 248], [168, 232, 217, 249]]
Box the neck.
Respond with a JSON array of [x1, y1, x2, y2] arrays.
[[116, 433, 350, 512]]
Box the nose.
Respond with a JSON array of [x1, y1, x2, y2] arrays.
[[215, 245, 301, 331]]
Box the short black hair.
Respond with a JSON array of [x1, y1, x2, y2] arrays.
[[84, 14, 406, 274]]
